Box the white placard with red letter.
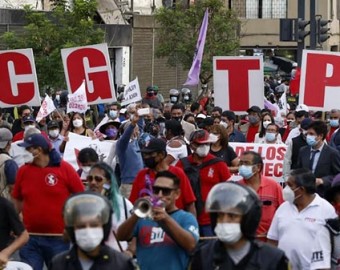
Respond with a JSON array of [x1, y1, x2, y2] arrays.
[[229, 142, 287, 183], [61, 43, 116, 105], [213, 56, 264, 114], [300, 50, 340, 111], [0, 48, 40, 108]]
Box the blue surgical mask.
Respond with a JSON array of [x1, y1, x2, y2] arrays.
[[239, 165, 254, 180], [306, 134, 318, 147], [109, 110, 118, 119], [330, 119, 339, 128], [265, 132, 276, 142]]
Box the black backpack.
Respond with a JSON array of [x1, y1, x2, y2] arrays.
[[180, 157, 223, 216]]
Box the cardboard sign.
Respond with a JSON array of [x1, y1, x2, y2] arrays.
[[121, 77, 142, 106], [64, 132, 113, 170], [0, 48, 40, 108], [229, 142, 287, 183], [61, 43, 116, 105], [213, 56, 264, 114], [300, 50, 340, 111]]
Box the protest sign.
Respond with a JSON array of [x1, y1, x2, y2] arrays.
[[67, 81, 88, 114], [0, 48, 40, 108], [36, 94, 56, 122], [229, 142, 287, 183], [121, 77, 142, 106], [300, 49, 340, 111], [61, 43, 116, 105], [213, 56, 264, 114], [64, 132, 114, 170]]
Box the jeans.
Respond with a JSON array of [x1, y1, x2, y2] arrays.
[[20, 235, 69, 270]]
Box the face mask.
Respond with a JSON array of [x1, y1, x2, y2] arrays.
[[263, 120, 271, 129], [170, 96, 178, 103], [289, 121, 298, 129], [82, 166, 91, 174], [196, 144, 210, 157], [239, 165, 254, 180], [49, 129, 59, 138], [73, 119, 83, 128], [24, 125, 35, 131], [330, 119, 339, 128], [25, 151, 34, 164], [143, 157, 157, 169], [248, 115, 258, 124], [306, 134, 318, 147], [184, 95, 189, 100], [75, 227, 104, 252], [172, 116, 182, 122], [147, 92, 154, 97], [214, 223, 242, 244], [109, 110, 118, 119], [286, 120, 293, 126], [282, 185, 300, 203], [56, 95, 60, 101], [220, 121, 228, 129], [265, 132, 276, 142], [105, 128, 118, 138]]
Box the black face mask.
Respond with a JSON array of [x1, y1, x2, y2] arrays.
[[172, 116, 182, 122], [163, 112, 171, 120], [143, 157, 157, 169], [147, 92, 154, 97]]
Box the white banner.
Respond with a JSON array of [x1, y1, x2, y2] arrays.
[[67, 81, 89, 114], [64, 132, 114, 171], [121, 77, 142, 106], [229, 142, 287, 183], [36, 94, 56, 123]]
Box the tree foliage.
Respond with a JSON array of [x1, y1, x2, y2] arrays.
[[1, 0, 104, 92], [155, 0, 240, 84]]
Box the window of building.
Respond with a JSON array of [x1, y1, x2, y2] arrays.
[[231, 0, 287, 19]]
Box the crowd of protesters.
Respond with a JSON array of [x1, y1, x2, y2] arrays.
[[1, 80, 340, 270]]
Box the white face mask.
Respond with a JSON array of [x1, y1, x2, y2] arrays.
[[25, 151, 34, 164], [220, 121, 228, 129], [73, 119, 83, 128], [49, 129, 60, 138], [196, 144, 210, 157], [24, 125, 35, 131], [81, 166, 91, 175], [214, 223, 242, 244], [263, 120, 271, 129], [75, 227, 104, 252], [282, 185, 300, 203]]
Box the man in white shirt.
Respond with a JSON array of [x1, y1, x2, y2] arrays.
[[286, 104, 309, 143], [267, 168, 337, 270]]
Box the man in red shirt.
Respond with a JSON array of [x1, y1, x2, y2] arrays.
[[176, 130, 231, 236], [129, 138, 196, 216], [12, 134, 84, 270], [239, 106, 262, 143], [327, 109, 340, 142], [238, 151, 283, 241]]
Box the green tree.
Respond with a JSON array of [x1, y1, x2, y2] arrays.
[[155, 0, 240, 85], [1, 0, 104, 92]]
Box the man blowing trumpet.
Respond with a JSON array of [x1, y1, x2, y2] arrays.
[[117, 171, 199, 270]]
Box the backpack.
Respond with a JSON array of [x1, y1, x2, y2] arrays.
[[325, 218, 340, 265], [180, 157, 223, 216]]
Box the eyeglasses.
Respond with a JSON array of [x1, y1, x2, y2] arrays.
[[152, 186, 176, 196], [86, 175, 105, 183]]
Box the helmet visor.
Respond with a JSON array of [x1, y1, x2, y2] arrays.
[[64, 194, 111, 227], [206, 182, 258, 215]]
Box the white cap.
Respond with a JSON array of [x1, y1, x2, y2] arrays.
[[196, 113, 207, 119], [295, 104, 309, 112], [120, 108, 127, 114]]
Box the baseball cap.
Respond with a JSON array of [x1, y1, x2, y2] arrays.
[[22, 115, 36, 124], [300, 118, 313, 130], [247, 106, 261, 114], [0, 128, 13, 149], [295, 104, 309, 112], [99, 120, 121, 134], [140, 138, 166, 153], [47, 120, 59, 129], [190, 129, 218, 144], [18, 133, 51, 150]]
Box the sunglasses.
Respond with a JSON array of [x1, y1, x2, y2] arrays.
[[152, 186, 176, 196], [86, 175, 105, 183]]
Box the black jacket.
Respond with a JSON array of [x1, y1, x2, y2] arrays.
[[49, 245, 135, 270], [189, 239, 288, 270]]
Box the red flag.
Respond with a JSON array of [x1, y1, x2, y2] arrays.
[[289, 67, 301, 96]]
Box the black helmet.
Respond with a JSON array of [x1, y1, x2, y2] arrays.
[[63, 192, 113, 243], [169, 89, 180, 104], [181, 88, 192, 103], [206, 182, 262, 239]]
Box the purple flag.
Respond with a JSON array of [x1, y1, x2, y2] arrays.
[[183, 9, 209, 86]]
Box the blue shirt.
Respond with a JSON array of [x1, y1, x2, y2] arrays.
[[133, 210, 199, 270], [116, 123, 144, 184], [229, 127, 246, 142], [48, 134, 64, 157]]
